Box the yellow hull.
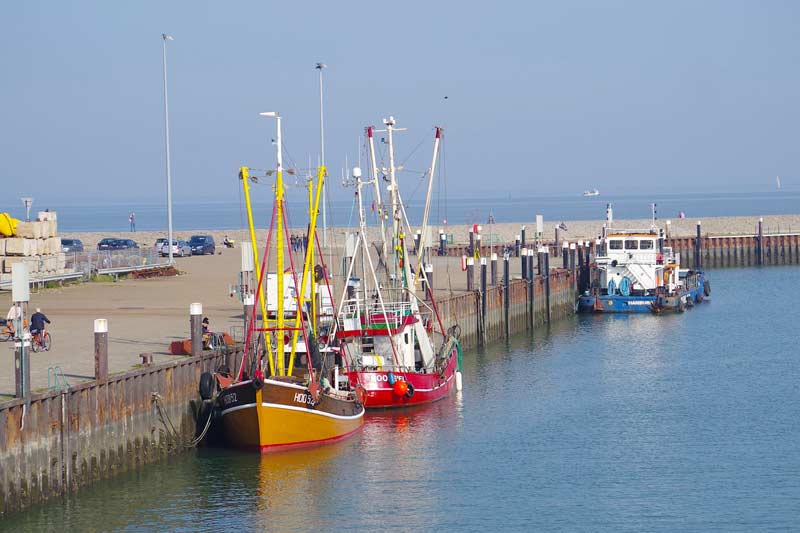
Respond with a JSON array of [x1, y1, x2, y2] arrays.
[[219, 379, 364, 451]]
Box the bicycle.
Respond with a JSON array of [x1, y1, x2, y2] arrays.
[[31, 327, 52, 352], [0, 319, 13, 342]]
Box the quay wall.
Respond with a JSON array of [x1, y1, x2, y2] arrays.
[[0, 351, 227, 516], [441, 233, 800, 269], [0, 269, 576, 515]]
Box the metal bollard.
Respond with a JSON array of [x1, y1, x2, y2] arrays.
[[94, 319, 108, 381]]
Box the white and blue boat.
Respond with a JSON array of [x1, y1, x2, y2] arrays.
[[577, 226, 710, 314]]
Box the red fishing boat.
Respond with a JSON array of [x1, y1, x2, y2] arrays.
[[333, 118, 462, 408]]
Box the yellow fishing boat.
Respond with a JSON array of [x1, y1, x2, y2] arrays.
[[216, 113, 363, 452]]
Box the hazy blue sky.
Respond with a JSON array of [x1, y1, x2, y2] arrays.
[[2, 1, 798, 207]]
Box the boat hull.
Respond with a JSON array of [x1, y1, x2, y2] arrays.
[[345, 348, 458, 409], [577, 272, 709, 314], [218, 378, 364, 452]]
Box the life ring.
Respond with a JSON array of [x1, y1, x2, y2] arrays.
[[405, 382, 415, 398]]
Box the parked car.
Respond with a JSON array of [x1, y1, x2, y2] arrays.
[[189, 235, 215, 255], [97, 237, 118, 251], [61, 238, 84, 253], [161, 240, 192, 257], [154, 238, 169, 254], [111, 239, 139, 250]]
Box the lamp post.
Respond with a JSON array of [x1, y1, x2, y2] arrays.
[[21, 197, 33, 222], [315, 62, 327, 246], [161, 33, 175, 265]]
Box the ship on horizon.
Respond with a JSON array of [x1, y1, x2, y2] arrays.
[[583, 189, 600, 197]]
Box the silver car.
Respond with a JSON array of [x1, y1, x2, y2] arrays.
[[161, 240, 192, 257]]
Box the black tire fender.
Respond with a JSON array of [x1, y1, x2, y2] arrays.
[[703, 280, 711, 297], [252, 377, 263, 390], [199, 372, 214, 400], [405, 382, 415, 398]]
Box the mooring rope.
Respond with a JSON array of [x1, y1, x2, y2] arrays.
[[151, 392, 216, 449]]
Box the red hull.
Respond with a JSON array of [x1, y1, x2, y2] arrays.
[[345, 349, 458, 409]]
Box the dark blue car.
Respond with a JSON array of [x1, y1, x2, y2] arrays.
[[189, 235, 215, 255]]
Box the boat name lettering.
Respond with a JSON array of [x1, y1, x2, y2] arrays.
[[222, 393, 237, 405], [374, 374, 405, 382], [293, 393, 315, 405]]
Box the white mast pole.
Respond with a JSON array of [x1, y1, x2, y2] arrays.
[[385, 117, 398, 283], [418, 127, 442, 265], [366, 126, 388, 266]]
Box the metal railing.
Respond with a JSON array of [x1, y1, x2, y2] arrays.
[[66, 249, 171, 276]]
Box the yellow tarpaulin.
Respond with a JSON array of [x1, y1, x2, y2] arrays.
[[0, 213, 19, 237]]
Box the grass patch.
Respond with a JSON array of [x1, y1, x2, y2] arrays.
[[90, 274, 117, 283]]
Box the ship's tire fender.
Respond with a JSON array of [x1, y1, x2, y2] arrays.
[[703, 280, 711, 297], [405, 382, 415, 399], [252, 377, 263, 390], [199, 372, 214, 400]]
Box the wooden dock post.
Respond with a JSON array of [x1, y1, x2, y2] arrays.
[[414, 230, 421, 255], [757, 218, 764, 265], [190, 302, 203, 357], [94, 319, 108, 381], [14, 332, 31, 399], [468, 228, 475, 257], [562, 241, 569, 269], [695, 221, 702, 269], [569, 243, 576, 292], [503, 255, 510, 338], [476, 232, 482, 257], [515, 235, 521, 257], [521, 225, 526, 249], [527, 248, 535, 328], [480, 257, 487, 320], [490, 253, 498, 286], [466, 257, 475, 291], [544, 248, 551, 324], [521, 247, 528, 280], [439, 231, 447, 256]]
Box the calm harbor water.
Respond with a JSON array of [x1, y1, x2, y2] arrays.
[[2, 190, 799, 232], [4, 266, 799, 531]]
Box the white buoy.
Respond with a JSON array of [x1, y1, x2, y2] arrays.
[[455, 371, 463, 391]]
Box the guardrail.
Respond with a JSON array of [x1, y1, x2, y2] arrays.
[[67, 249, 171, 275]]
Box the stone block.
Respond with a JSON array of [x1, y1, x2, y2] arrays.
[[0, 239, 5, 256], [15, 221, 44, 239], [37, 211, 57, 222], [42, 256, 57, 271], [4, 238, 35, 256]]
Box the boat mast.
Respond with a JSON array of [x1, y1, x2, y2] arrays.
[[385, 117, 399, 284], [239, 166, 275, 376], [261, 111, 285, 376], [417, 126, 442, 266], [366, 126, 388, 267]]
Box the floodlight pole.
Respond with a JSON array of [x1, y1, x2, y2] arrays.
[[316, 62, 328, 247], [162, 33, 175, 265]]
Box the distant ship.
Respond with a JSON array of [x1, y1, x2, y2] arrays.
[[776, 176, 782, 190], [583, 189, 600, 197]]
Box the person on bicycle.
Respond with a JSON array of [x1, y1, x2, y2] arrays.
[[5, 304, 22, 336], [30, 307, 51, 341]]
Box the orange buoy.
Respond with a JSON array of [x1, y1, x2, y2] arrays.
[[393, 380, 409, 396]]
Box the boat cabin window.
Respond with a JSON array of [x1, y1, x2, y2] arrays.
[[624, 240, 638, 250], [639, 240, 654, 250], [609, 240, 623, 250]]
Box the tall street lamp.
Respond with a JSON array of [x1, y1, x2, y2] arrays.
[[162, 33, 175, 265], [315, 62, 327, 246]]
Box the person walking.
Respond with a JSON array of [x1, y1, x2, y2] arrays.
[[129, 212, 136, 232]]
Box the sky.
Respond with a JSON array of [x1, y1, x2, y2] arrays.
[[1, 0, 799, 208]]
